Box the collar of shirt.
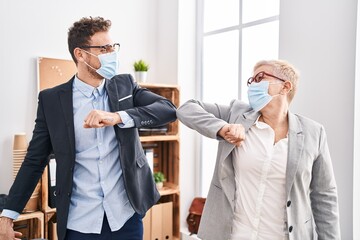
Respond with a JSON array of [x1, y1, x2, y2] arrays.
[[74, 75, 106, 98], [253, 115, 269, 130], [253, 115, 289, 138]]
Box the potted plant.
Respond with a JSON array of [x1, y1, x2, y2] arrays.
[[133, 59, 149, 83], [153, 171, 166, 190]]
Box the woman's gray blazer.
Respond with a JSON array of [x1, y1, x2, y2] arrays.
[[177, 99, 340, 240]]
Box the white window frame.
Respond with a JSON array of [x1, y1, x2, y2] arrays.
[[196, 0, 280, 196]]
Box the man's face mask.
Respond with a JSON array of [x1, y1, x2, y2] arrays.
[[82, 50, 119, 79]]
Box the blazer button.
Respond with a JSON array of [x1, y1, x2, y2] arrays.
[[289, 226, 293, 232], [287, 200, 291, 207], [67, 192, 71, 197]]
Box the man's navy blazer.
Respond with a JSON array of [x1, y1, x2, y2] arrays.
[[5, 74, 177, 240]]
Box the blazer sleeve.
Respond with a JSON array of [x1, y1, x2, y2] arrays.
[[124, 78, 177, 128], [310, 126, 341, 239], [5, 92, 52, 213], [176, 99, 233, 139]]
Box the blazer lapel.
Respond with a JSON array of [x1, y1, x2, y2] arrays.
[[221, 109, 260, 161], [285, 112, 304, 197], [58, 78, 76, 158], [220, 109, 260, 169], [240, 110, 261, 130], [105, 79, 119, 112], [218, 109, 260, 209]]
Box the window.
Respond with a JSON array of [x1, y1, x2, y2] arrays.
[[198, 0, 280, 197]]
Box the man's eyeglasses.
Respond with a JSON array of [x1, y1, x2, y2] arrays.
[[247, 71, 286, 86], [79, 43, 120, 53]]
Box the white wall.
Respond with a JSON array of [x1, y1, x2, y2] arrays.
[[177, 0, 199, 231], [279, 0, 357, 238], [353, 0, 360, 238], [156, 0, 179, 85], [157, 0, 199, 229]]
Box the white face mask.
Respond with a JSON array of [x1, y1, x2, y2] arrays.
[[83, 50, 119, 79]]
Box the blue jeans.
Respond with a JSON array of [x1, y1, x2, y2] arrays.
[[65, 213, 143, 240]]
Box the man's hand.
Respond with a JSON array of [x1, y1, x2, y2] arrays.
[[217, 124, 245, 147], [84, 110, 122, 128], [0, 217, 22, 240]]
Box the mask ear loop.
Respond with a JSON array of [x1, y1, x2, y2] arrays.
[[83, 60, 99, 71], [81, 48, 98, 58], [81, 49, 100, 71]]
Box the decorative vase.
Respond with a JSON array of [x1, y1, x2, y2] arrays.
[[156, 182, 163, 190], [134, 71, 147, 83]]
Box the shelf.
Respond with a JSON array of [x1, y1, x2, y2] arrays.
[[140, 134, 179, 142], [159, 182, 180, 196], [139, 84, 180, 239], [139, 83, 180, 89], [15, 211, 44, 239], [16, 211, 44, 222]]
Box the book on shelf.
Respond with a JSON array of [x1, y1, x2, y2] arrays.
[[144, 148, 154, 173], [48, 154, 57, 209], [142, 143, 160, 173], [139, 125, 168, 136]]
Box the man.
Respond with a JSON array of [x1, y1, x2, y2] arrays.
[[177, 59, 340, 239], [0, 16, 177, 240]]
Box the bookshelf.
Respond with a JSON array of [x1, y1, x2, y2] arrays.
[[139, 83, 180, 240]]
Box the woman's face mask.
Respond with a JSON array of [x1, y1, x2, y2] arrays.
[[247, 81, 283, 112], [83, 50, 119, 79]]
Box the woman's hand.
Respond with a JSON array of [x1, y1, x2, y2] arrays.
[[218, 124, 245, 146]]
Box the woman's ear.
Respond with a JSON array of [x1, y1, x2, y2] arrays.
[[282, 81, 293, 94]]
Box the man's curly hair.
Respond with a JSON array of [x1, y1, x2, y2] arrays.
[[68, 16, 111, 64]]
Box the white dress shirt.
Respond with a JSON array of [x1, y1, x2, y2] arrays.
[[231, 119, 289, 240]]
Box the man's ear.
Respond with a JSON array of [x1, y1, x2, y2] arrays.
[[74, 48, 84, 63]]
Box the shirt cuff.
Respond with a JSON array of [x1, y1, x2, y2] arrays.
[[117, 111, 135, 128], [1, 209, 20, 220]]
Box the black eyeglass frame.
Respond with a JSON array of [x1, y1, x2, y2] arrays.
[[247, 71, 286, 86], [78, 43, 120, 53]]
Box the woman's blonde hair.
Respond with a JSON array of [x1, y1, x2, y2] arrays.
[[254, 59, 300, 102]]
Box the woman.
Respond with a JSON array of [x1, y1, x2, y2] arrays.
[[177, 60, 340, 240]]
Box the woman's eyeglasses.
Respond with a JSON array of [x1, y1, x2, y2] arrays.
[[247, 71, 286, 86]]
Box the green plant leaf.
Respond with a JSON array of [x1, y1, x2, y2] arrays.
[[133, 59, 149, 71], [153, 171, 166, 183]]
